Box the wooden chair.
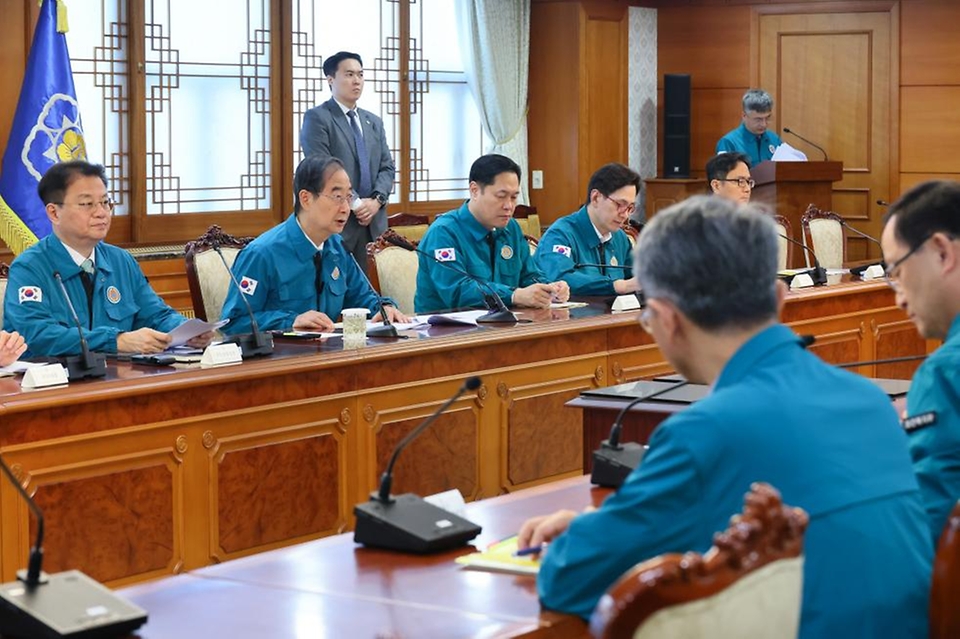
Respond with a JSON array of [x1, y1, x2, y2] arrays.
[[801, 204, 846, 269], [514, 204, 542, 239], [590, 483, 809, 639], [525, 234, 539, 256], [184, 225, 255, 321], [0, 262, 9, 328], [931, 500, 960, 639], [367, 229, 419, 315], [387, 212, 430, 243], [772, 215, 795, 272]]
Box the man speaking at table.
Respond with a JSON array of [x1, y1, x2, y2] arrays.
[[414, 154, 569, 313], [518, 196, 931, 638]]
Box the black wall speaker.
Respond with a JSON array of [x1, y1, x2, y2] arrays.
[[663, 74, 691, 178]]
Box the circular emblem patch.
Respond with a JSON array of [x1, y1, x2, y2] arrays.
[[500, 245, 514, 260], [769, 144, 776, 155], [106, 286, 121, 304], [331, 266, 341, 280], [610, 256, 619, 267]]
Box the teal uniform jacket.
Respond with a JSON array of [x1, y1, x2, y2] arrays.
[[3, 234, 187, 357], [414, 202, 543, 313], [535, 206, 633, 296], [716, 122, 782, 166], [538, 325, 931, 638], [220, 214, 391, 334], [905, 314, 960, 546]]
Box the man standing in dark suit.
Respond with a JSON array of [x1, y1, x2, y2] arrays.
[[300, 51, 396, 272]]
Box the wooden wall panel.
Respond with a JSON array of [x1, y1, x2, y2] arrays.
[[900, 86, 960, 174], [0, 1, 28, 152], [658, 6, 752, 88], [900, 173, 960, 193], [901, 1, 960, 86], [582, 8, 629, 183]]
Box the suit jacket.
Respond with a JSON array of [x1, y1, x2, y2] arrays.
[[300, 98, 395, 239]]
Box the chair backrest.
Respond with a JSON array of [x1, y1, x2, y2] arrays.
[[367, 229, 419, 315], [525, 234, 539, 257], [388, 212, 430, 243], [0, 262, 9, 328], [514, 204, 542, 239], [184, 225, 255, 321], [590, 483, 809, 639], [801, 204, 845, 270], [772, 215, 794, 272], [931, 500, 960, 639]]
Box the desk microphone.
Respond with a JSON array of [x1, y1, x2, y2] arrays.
[[384, 234, 518, 323], [344, 252, 404, 339], [778, 233, 828, 286], [783, 127, 828, 161], [51, 271, 107, 379], [354, 376, 483, 553], [0, 453, 147, 637], [834, 217, 886, 276], [214, 243, 274, 357], [591, 379, 690, 488], [876, 199, 889, 207]]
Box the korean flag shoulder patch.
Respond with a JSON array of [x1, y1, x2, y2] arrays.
[[552, 244, 572, 257], [239, 276, 259, 296], [18, 286, 42, 303], [435, 248, 457, 262]]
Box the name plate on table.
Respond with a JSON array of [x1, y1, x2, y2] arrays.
[[21, 364, 69, 389], [200, 343, 243, 368], [611, 294, 642, 312]]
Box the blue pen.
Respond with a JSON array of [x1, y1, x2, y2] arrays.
[[513, 544, 544, 557]]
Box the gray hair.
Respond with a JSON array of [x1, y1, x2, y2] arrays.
[[635, 196, 779, 330], [742, 89, 774, 114]]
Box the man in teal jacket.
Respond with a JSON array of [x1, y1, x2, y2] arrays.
[[715, 89, 782, 166], [4, 161, 207, 356], [519, 196, 931, 638], [882, 180, 960, 546], [535, 163, 639, 296], [414, 154, 569, 314], [221, 155, 405, 334]]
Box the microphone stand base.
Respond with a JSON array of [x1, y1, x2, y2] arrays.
[[591, 440, 646, 488], [224, 332, 275, 358], [476, 309, 519, 324], [62, 354, 107, 380], [354, 493, 482, 554], [367, 323, 405, 339]]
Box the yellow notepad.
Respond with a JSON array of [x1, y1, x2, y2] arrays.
[[456, 536, 541, 575]]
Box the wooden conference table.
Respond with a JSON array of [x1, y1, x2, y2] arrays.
[[0, 278, 927, 587]]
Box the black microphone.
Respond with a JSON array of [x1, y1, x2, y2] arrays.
[[344, 252, 404, 339], [573, 262, 631, 271], [833, 218, 886, 277], [777, 234, 827, 286], [384, 234, 518, 323], [783, 127, 828, 161], [0, 453, 148, 637], [877, 199, 889, 207], [51, 271, 107, 379], [214, 244, 274, 358], [354, 377, 483, 553], [836, 353, 927, 369], [591, 379, 690, 488]]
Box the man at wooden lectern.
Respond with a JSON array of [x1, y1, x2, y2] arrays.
[[716, 89, 782, 166]]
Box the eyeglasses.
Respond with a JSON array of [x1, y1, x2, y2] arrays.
[[717, 177, 755, 189], [53, 198, 115, 213], [319, 190, 359, 207], [604, 194, 636, 215], [883, 233, 947, 293]]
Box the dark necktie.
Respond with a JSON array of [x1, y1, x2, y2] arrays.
[[486, 232, 497, 277], [597, 241, 607, 275], [347, 110, 372, 195], [313, 251, 324, 310], [79, 258, 95, 328]]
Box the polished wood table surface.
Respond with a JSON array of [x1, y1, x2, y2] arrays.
[[118, 476, 608, 638]]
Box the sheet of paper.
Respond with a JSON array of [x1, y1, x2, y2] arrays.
[[455, 535, 541, 575], [551, 301, 588, 309], [771, 142, 807, 161], [168, 318, 229, 347], [0, 360, 46, 377]]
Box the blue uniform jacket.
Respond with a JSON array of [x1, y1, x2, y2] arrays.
[[716, 122, 783, 166], [535, 206, 633, 296], [3, 234, 187, 357], [538, 325, 931, 638], [414, 202, 543, 313], [906, 314, 960, 546], [220, 214, 390, 334]]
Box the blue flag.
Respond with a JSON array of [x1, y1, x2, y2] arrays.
[[0, 0, 86, 255]]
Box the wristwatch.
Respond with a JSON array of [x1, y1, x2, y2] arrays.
[[371, 191, 388, 207]]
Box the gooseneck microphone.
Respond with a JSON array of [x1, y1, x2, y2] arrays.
[[344, 252, 403, 339], [833, 218, 886, 277], [778, 233, 828, 286], [354, 377, 484, 553], [384, 234, 518, 323], [0, 453, 148, 637], [591, 379, 690, 488], [573, 262, 631, 271], [51, 271, 107, 379], [877, 199, 889, 207], [214, 243, 274, 358], [783, 127, 828, 161]]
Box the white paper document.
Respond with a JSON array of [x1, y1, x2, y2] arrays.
[[771, 142, 808, 161], [168, 318, 229, 347]]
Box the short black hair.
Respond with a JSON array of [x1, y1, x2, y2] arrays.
[[884, 180, 960, 250], [323, 51, 363, 78], [37, 161, 108, 205], [585, 163, 641, 205], [293, 155, 346, 214], [468, 154, 521, 188], [706, 152, 750, 184]]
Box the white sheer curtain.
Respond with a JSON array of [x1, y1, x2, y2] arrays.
[[455, 0, 531, 203]]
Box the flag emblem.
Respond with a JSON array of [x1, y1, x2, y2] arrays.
[[552, 245, 572, 257], [18, 286, 42, 303], [239, 276, 258, 295], [435, 248, 456, 262]]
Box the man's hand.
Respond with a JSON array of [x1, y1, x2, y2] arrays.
[[186, 331, 217, 349], [293, 310, 335, 331], [372, 305, 410, 324], [511, 283, 555, 309], [550, 281, 571, 303], [117, 328, 172, 354], [0, 330, 27, 367], [353, 198, 380, 227], [614, 277, 641, 294], [517, 509, 580, 552]]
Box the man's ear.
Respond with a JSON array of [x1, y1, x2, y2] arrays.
[[774, 279, 788, 318], [933, 232, 959, 276], [648, 298, 680, 341], [45, 203, 60, 225]]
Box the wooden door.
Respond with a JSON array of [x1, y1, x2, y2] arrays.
[[759, 11, 896, 261]]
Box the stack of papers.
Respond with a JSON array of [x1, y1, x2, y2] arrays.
[[456, 535, 541, 575]]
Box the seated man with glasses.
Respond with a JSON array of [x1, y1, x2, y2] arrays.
[[220, 154, 406, 334], [518, 195, 931, 638], [535, 163, 641, 296], [4, 160, 211, 357], [715, 88, 782, 166], [706, 151, 754, 204], [881, 180, 960, 546]]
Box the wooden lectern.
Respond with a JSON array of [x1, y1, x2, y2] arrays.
[[751, 161, 843, 268]]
